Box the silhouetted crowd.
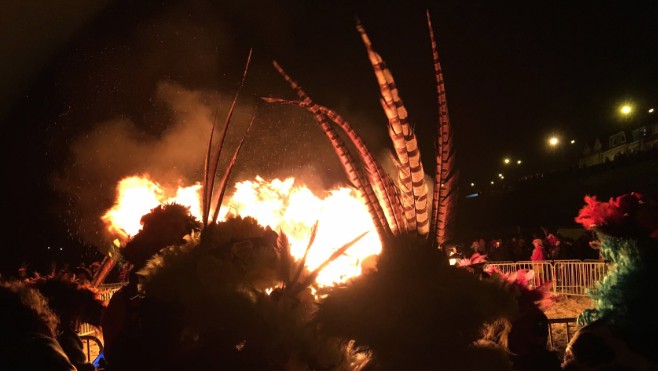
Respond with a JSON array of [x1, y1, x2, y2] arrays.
[[1, 271, 106, 370], [1, 200, 655, 370], [449, 229, 601, 263]]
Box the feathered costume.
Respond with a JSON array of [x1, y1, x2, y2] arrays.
[[136, 216, 345, 371], [268, 12, 517, 371], [564, 193, 658, 369], [315, 236, 517, 371]]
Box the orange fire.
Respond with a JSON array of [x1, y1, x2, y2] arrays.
[[101, 175, 203, 240], [102, 175, 381, 286]]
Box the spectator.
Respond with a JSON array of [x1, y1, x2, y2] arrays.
[[545, 233, 561, 260], [0, 281, 76, 371], [531, 239, 547, 285], [33, 278, 106, 371], [74, 266, 92, 286], [488, 239, 513, 261]]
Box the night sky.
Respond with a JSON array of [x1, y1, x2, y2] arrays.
[[1, 0, 657, 270]]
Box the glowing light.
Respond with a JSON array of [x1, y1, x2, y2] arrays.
[[570, 139, 575, 144], [498, 173, 503, 178], [517, 160, 522, 165], [103, 175, 381, 287], [650, 108, 655, 113], [470, 182, 475, 187], [490, 181, 495, 185], [620, 104, 632, 115], [548, 137, 559, 146], [503, 158, 510, 164]]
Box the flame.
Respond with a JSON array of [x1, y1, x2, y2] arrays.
[[101, 175, 202, 240], [102, 175, 381, 286]]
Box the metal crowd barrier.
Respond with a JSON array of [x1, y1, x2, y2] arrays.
[[98, 282, 124, 302], [547, 317, 578, 350], [77, 283, 125, 336], [553, 261, 608, 295], [484, 260, 608, 296], [80, 335, 104, 364]]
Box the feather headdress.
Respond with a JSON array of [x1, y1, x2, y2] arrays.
[[575, 193, 658, 327], [265, 12, 457, 247]]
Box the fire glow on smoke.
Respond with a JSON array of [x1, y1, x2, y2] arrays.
[[102, 175, 381, 286]]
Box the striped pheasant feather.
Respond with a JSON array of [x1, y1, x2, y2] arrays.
[[209, 112, 255, 224], [203, 49, 252, 226], [263, 97, 406, 235], [427, 11, 458, 247], [270, 62, 392, 240], [291, 100, 404, 234], [376, 160, 407, 234], [357, 21, 430, 237]]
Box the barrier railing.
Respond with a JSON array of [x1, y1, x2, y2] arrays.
[[554, 261, 607, 295], [548, 317, 578, 351], [80, 335, 104, 364], [484, 260, 608, 296], [78, 283, 125, 336], [98, 282, 124, 302]]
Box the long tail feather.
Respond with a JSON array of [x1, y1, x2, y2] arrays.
[[263, 97, 404, 235], [210, 110, 256, 224], [290, 220, 320, 286], [295, 231, 369, 293], [377, 160, 408, 234], [202, 109, 219, 226], [203, 49, 253, 226], [315, 105, 403, 235], [269, 62, 392, 240], [357, 22, 430, 237], [427, 11, 458, 247]]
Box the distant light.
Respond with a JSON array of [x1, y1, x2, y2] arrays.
[[650, 108, 655, 113], [470, 182, 475, 187], [490, 181, 495, 185], [517, 160, 522, 165], [570, 139, 575, 144], [47, 246, 51, 250], [498, 173, 503, 177], [548, 137, 559, 146], [465, 193, 479, 199], [59, 247, 63, 251], [503, 158, 511, 164], [620, 104, 633, 115], [500, 175, 504, 179]]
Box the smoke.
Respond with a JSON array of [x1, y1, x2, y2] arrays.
[[52, 81, 216, 248], [52, 78, 371, 250], [42, 0, 407, 253]]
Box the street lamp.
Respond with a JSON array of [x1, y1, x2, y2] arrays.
[[503, 157, 511, 165], [620, 104, 633, 116], [548, 136, 559, 146]]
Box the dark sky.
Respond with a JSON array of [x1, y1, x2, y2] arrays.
[[1, 0, 657, 268]]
